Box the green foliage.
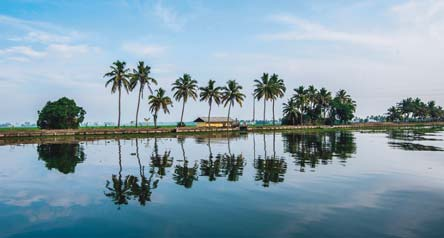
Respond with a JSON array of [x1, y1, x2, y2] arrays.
[[37, 97, 86, 129], [282, 86, 356, 125], [386, 97, 444, 122], [148, 88, 173, 128], [171, 73, 198, 126]]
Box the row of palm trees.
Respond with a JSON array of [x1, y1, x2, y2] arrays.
[[104, 60, 355, 127], [386, 97, 444, 122]]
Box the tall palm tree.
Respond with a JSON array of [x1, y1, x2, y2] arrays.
[[221, 80, 246, 127], [199, 80, 222, 127], [104, 60, 131, 128], [269, 74, 286, 125], [171, 74, 198, 126], [253, 73, 273, 123], [148, 88, 173, 128], [306, 85, 318, 123], [130, 61, 157, 127]]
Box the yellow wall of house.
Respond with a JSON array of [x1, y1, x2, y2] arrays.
[[196, 122, 226, 127]]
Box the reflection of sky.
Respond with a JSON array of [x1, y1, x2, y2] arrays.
[[0, 131, 444, 237]]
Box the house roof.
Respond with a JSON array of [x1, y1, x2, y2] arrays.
[[194, 117, 234, 123]]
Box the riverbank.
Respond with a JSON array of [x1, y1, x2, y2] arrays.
[[1, 121, 443, 141]]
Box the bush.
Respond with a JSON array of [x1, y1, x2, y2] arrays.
[[37, 97, 86, 129], [177, 122, 186, 127]]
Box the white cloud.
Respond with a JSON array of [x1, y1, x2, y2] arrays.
[[0, 46, 46, 58], [154, 0, 185, 31], [122, 42, 166, 57]]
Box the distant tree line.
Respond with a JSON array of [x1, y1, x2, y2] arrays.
[[386, 97, 444, 122], [282, 86, 356, 125]]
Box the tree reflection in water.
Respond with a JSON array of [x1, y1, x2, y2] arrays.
[[37, 143, 86, 174], [254, 133, 287, 187], [200, 137, 245, 182], [386, 127, 444, 151], [150, 138, 173, 178], [282, 131, 356, 172], [173, 137, 198, 188]]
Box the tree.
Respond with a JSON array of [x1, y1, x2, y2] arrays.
[[317, 87, 332, 121], [148, 88, 173, 128], [253, 73, 273, 123], [386, 97, 444, 122], [293, 86, 308, 125], [221, 80, 246, 127], [282, 98, 299, 125], [331, 89, 356, 124], [199, 80, 222, 127], [269, 74, 286, 125], [130, 61, 157, 127], [104, 60, 131, 128], [37, 97, 86, 129], [37, 143, 85, 174], [171, 74, 198, 127]]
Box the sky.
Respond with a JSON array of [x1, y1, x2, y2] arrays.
[[1, 0, 444, 124]]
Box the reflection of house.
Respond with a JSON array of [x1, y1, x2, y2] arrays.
[[194, 117, 235, 127]]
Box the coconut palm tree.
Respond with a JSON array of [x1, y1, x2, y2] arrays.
[[148, 88, 173, 128], [317, 87, 332, 121], [104, 60, 131, 128], [130, 61, 157, 127], [293, 86, 308, 125], [283, 98, 298, 125], [172, 74, 198, 127], [269, 74, 286, 125], [253, 73, 273, 123], [199, 80, 222, 127], [221, 80, 245, 127]]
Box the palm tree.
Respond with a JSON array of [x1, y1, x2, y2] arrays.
[[171, 74, 198, 126], [317, 87, 332, 121], [293, 86, 308, 125], [283, 98, 298, 125], [130, 61, 157, 127], [104, 60, 131, 128], [221, 80, 245, 127], [269, 74, 286, 125], [253, 73, 273, 123], [148, 88, 173, 128], [199, 80, 222, 127]]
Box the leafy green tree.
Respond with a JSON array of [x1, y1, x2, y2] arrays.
[[172, 74, 198, 127], [253, 73, 273, 122], [104, 60, 131, 128], [130, 61, 157, 127], [221, 80, 246, 126], [269, 74, 286, 125], [317, 87, 332, 121], [148, 88, 173, 128], [386, 97, 444, 122], [199, 80, 222, 127], [282, 98, 299, 125], [37, 97, 86, 129], [293, 86, 309, 125]]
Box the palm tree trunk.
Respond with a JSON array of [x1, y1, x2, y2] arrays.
[[227, 103, 232, 128], [272, 99, 275, 125], [263, 98, 266, 123], [154, 112, 158, 128], [253, 97, 255, 121], [135, 85, 142, 127], [300, 111, 303, 126], [118, 88, 121, 128], [207, 101, 212, 128], [180, 100, 185, 126]]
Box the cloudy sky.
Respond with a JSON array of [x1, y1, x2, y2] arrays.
[[1, 0, 444, 124]]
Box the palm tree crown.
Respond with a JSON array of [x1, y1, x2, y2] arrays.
[[148, 88, 173, 128], [200, 79, 222, 127], [222, 80, 245, 125], [171, 73, 198, 126]]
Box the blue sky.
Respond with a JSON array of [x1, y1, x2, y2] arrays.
[[1, 0, 444, 123]]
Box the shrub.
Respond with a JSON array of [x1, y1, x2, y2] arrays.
[[37, 97, 86, 129]]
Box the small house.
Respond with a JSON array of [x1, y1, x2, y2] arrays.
[[193, 117, 235, 128]]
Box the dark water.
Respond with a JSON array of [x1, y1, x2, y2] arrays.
[[1, 128, 444, 238]]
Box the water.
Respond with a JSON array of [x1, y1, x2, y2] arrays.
[[1, 128, 444, 237]]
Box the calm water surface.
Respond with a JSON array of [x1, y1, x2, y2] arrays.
[[1, 128, 444, 238]]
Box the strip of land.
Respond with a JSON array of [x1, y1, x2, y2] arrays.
[[1, 122, 443, 142]]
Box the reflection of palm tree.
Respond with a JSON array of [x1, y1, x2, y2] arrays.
[[105, 140, 133, 209], [134, 139, 159, 206], [220, 153, 245, 182], [173, 137, 198, 188], [254, 157, 287, 187], [150, 138, 173, 178]]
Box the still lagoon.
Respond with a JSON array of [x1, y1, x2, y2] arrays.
[[1, 128, 444, 237]]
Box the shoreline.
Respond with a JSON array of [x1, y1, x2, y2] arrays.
[[0, 122, 443, 145]]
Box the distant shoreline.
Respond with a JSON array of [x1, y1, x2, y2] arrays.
[[1, 122, 443, 145]]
